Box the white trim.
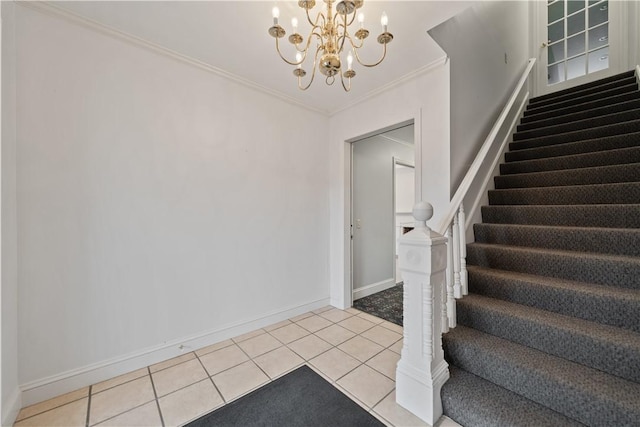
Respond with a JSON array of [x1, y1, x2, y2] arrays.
[[330, 56, 448, 117], [465, 93, 530, 233], [352, 278, 396, 300], [17, 1, 328, 116], [20, 297, 329, 406], [636, 64, 640, 86], [1, 387, 21, 427]]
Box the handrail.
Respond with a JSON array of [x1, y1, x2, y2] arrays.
[[636, 64, 640, 86], [437, 58, 536, 234]]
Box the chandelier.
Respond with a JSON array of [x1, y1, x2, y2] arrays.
[[268, 1, 393, 92]]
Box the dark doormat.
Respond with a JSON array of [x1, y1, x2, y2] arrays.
[[353, 283, 403, 326], [185, 365, 385, 427]]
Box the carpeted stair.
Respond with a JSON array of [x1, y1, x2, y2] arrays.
[[441, 69, 640, 426]]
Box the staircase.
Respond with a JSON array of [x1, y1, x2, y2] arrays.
[[440, 70, 640, 426]]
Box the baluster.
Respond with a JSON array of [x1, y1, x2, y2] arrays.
[[441, 268, 449, 334], [452, 209, 462, 298], [445, 224, 456, 328], [458, 205, 468, 296]]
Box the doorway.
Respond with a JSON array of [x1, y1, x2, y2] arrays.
[[535, 0, 626, 95], [350, 124, 415, 311]]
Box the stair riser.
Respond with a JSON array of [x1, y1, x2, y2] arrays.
[[488, 182, 640, 205], [509, 120, 640, 152], [481, 205, 640, 228], [529, 70, 636, 104], [456, 300, 640, 383], [522, 91, 640, 123], [505, 133, 640, 162], [494, 163, 640, 189], [466, 245, 640, 289], [467, 267, 640, 333], [518, 99, 640, 132], [500, 147, 640, 175], [473, 224, 640, 256], [513, 109, 640, 141], [524, 84, 639, 117], [528, 76, 638, 109], [443, 328, 640, 426], [442, 367, 584, 427]]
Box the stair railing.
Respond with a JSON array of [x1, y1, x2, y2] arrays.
[[438, 57, 536, 330], [395, 58, 536, 424], [636, 64, 640, 86]]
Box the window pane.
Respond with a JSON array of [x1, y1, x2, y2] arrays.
[[548, 0, 565, 24], [588, 46, 609, 73], [567, 55, 587, 80], [548, 41, 565, 64], [568, 11, 585, 36], [588, 23, 608, 50], [568, 0, 586, 15], [548, 20, 565, 43], [548, 63, 566, 85], [567, 33, 585, 57], [589, 1, 608, 28]]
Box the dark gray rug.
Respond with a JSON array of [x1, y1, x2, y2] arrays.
[[353, 283, 403, 326], [185, 365, 385, 427]]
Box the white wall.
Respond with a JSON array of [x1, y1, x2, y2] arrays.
[[14, 4, 330, 402], [2, 1, 21, 424], [351, 135, 413, 298], [429, 1, 531, 195], [329, 45, 451, 309]]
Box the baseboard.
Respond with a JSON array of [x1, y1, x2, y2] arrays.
[[19, 297, 330, 407], [353, 278, 395, 300], [2, 386, 22, 427]]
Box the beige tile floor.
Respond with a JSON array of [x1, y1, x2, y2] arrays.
[[14, 306, 461, 427]]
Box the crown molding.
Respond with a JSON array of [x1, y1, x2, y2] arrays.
[[17, 1, 330, 116], [328, 55, 448, 116]]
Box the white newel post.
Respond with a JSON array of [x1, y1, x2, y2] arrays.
[[396, 202, 450, 424]]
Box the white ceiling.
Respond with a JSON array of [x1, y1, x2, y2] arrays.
[[50, 1, 473, 115]]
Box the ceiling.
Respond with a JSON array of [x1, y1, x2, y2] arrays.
[[50, 1, 473, 115]]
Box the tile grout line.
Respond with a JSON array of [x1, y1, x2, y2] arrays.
[[85, 385, 92, 427], [194, 351, 227, 404], [148, 366, 166, 427]]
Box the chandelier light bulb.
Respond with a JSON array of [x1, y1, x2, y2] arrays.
[[347, 51, 354, 70], [358, 12, 365, 28], [381, 12, 388, 32], [296, 52, 303, 69], [272, 6, 280, 25], [291, 17, 298, 33]]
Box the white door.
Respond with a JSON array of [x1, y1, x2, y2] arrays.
[[535, 0, 626, 95]]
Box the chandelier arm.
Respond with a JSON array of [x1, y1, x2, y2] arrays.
[[305, 6, 325, 29], [339, 69, 352, 92], [275, 36, 303, 66], [294, 29, 323, 57], [352, 40, 388, 68], [298, 45, 322, 91], [344, 33, 364, 50]]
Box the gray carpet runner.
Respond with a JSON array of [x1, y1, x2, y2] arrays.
[[441, 69, 640, 426]]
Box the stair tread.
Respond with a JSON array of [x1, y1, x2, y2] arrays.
[[473, 222, 640, 256], [457, 293, 640, 382], [524, 83, 639, 117], [495, 162, 640, 188], [501, 146, 640, 174], [467, 264, 640, 300], [468, 241, 640, 264], [523, 90, 640, 123], [514, 108, 640, 141], [519, 98, 640, 131], [527, 76, 638, 110], [505, 131, 640, 163], [442, 366, 585, 427], [510, 118, 640, 149], [488, 181, 640, 205], [444, 326, 640, 426], [529, 70, 635, 104]]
